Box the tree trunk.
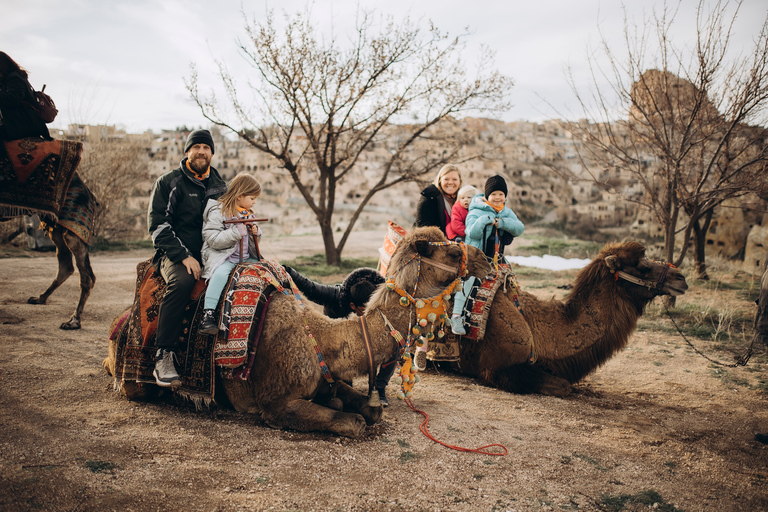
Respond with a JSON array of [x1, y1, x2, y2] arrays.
[[692, 218, 710, 281], [320, 222, 341, 266]]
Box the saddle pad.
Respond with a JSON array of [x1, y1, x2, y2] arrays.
[[214, 260, 291, 368], [113, 260, 214, 404], [0, 138, 82, 218], [378, 221, 407, 276], [462, 274, 503, 341]]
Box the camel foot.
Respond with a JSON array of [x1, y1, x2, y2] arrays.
[[539, 380, 572, 397], [59, 317, 81, 330], [336, 414, 367, 438], [27, 296, 46, 305]]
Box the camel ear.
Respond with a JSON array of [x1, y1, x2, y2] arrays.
[[414, 240, 433, 258], [605, 254, 621, 272]]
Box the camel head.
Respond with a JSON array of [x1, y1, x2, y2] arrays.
[[598, 241, 689, 298], [381, 226, 466, 298]]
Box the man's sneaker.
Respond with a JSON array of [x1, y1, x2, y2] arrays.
[[199, 309, 218, 335], [413, 350, 427, 371], [377, 388, 389, 407], [153, 349, 181, 388]]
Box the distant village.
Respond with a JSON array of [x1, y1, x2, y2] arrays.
[[51, 118, 767, 272]]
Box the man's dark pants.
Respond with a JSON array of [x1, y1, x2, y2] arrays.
[[155, 256, 197, 352]]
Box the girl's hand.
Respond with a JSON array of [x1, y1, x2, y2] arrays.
[[247, 223, 260, 235]]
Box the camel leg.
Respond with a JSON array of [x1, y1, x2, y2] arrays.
[[59, 230, 95, 330], [331, 382, 384, 425], [482, 364, 572, 397], [28, 225, 74, 306], [261, 398, 368, 438]]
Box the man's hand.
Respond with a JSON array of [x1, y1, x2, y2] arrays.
[[182, 256, 201, 280]]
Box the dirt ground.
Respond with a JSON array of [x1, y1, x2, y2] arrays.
[[1, 230, 767, 512]]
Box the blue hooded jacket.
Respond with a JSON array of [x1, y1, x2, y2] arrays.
[[464, 194, 524, 257]]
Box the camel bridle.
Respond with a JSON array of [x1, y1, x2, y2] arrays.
[[363, 241, 468, 400], [613, 260, 675, 293]]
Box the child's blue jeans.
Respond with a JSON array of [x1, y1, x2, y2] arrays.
[[203, 258, 260, 310]]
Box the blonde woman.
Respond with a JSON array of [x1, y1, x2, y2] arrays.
[[413, 164, 462, 236], [198, 173, 263, 334]]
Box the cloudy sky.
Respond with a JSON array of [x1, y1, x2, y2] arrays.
[[3, 0, 765, 133]]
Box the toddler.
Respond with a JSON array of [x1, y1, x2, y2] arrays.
[[446, 185, 478, 241], [198, 174, 263, 334]]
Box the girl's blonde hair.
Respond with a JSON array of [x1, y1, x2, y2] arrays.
[[218, 173, 262, 218], [457, 185, 479, 200], [433, 164, 462, 195]]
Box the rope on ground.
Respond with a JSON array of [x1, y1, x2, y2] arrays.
[[404, 398, 508, 456], [664, 304, 753, 367]]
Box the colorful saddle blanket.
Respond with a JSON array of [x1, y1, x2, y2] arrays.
[[0, 138, 82, 219], [112, 259, 291, 404], [214, 260, 291, 371], [461, 263, 523, 341], [112, 260, 213, 404]]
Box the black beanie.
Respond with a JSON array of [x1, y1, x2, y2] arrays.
[[184, 129, 215, 155], [484, 174, 507, 197]]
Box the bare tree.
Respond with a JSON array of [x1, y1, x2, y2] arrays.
[[562, 0, 768, 277], [73, 131, 148, 240], [186, 7, 512, 264]]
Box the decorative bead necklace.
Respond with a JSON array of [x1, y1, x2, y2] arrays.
[[383, 241, 467, 399]]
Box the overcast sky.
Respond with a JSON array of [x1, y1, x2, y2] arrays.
[[3, 0, 766, 133]]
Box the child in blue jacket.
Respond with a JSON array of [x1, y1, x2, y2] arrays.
[[451, 174, 524, 335]]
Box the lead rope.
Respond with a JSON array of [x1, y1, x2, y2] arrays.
[[378, 309, 507, 455], [404, 398, 508, 456], [663, 304, 753, 367]]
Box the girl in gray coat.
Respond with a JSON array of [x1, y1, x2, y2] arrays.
[[199, 174, 263, 334]]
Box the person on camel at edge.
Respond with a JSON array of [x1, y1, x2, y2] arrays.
[[148, 129, 226, 388], [0, 52, 51, 142]]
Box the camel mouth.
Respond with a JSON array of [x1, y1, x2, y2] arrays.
[[664, 281, 689, 296]]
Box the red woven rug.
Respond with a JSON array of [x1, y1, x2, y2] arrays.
[[0, 138, 82, 218], [113, 260, 213, 404], [215, 260, 291, 369]]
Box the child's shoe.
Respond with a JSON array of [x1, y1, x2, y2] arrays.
[[199, 309, 218, 335], [450, 314, 466, 335]]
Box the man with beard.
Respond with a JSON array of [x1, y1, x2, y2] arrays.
[[148, 129, 227, 388]]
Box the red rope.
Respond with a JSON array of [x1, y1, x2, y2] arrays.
[[404, 399, 508, 456]]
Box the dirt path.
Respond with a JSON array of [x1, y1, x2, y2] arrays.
[[1, 232, 767, 511]]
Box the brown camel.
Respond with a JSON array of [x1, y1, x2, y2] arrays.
[[445, 240, 689, 396], [26, 219, 95, 330], [2, 173, 96, 330], [104, 227, 475, 437]]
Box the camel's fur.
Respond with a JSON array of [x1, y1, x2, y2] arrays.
[[104, 226, 465, 437], [27, 223, 95, 329], [454, 240, 689, 396]]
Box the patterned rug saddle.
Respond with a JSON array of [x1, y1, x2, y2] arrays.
[[111, 259, 290, 406], [427, 263, 523, 362]]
